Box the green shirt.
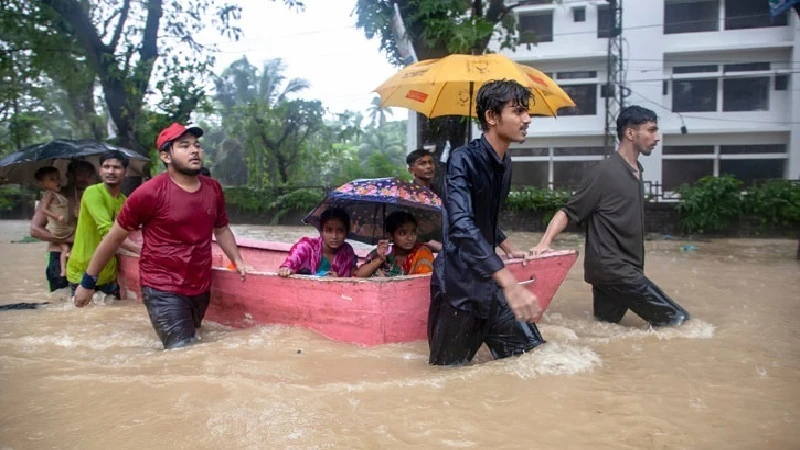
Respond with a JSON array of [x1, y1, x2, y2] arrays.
[[66, 184, 126, 285]]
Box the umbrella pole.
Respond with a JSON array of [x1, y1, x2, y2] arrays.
[[467, 81, 473, 144]]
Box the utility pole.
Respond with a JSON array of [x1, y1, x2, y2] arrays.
[[603, 0, 624, 156]]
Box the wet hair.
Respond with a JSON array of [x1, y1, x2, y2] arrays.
[[385, 211, 417, 235], [476, 79, 533, 131], [616, 106, 658, 140], [66, 159, 95, 175], [406, 148, 432, 167], [99, 150, 130, 168], [34, 166, 59, 182], [199, 167, 212, 177], [320, 207, 351, 233]]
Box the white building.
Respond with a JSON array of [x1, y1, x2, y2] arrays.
[[413, 0, 800, 194]]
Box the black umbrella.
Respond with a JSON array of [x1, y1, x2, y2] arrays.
[[0, 139, 151, 185]]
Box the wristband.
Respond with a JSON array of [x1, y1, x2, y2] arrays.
[[80, 273, 99, 290]]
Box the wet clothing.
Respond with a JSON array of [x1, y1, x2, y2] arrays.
[[593, 276, 690, 326], [429, 136, 544, 365], [428, 288, 545, 366], [432, 136, 510, 319], [117, 173, 229, 296], [280, 236, 357, 277], [564, 151, 691, 325], [563, 152, 645, 286], [364, 243, 435, 277], [46, 251, 69, 292], [141, 286, 210, 349], [66, 184, 126, 286]]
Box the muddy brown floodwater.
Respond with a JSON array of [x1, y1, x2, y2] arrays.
[[0, 220, 798, 449]]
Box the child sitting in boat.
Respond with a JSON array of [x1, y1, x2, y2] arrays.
[[356, 211, 435, 277], [278, 208, 358, 277]]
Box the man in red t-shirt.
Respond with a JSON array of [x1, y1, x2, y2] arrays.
[[73, 123, 246, 349]]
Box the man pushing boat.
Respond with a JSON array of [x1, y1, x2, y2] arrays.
[[73, 123, 247, 349], [428, 79, 545, 366]]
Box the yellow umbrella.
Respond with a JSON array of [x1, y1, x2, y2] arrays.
[[374, 53, 575, 119]]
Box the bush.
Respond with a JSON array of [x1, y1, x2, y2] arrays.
[[269, 189, 325, 214], [676, 175, 743, 234], [504, 186, 570, 222], [743, 180, 800, 231], [224, 187, 276, 213]]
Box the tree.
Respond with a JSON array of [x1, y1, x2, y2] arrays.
[[367, 95, 393, 127], [31, 0, 302, 155], [214, 57, 324, 186], [353, 0, 525, 186]]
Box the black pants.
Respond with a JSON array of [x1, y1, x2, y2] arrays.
[[141, 286, 210, 349], [593, 276, 690, 326], [427, 286, 545, 366], [46, 252, 68, 292]]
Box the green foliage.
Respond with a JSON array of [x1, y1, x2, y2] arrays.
[[224, 187, 277, 213], [504, 186, 569, 222], [676, 175, 744, 234], [269, 189, 325, 222], [0, 185, 25, 212], [743, 180, 800, 230]]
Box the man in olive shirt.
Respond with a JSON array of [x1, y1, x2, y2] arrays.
[[529, 106, 690, 326]]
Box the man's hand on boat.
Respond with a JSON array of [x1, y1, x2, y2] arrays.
[[278, 267, 294, 277], [527, 242, 554, 258], [493, 268, 543, 323]]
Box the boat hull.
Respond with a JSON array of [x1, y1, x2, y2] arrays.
[[116, 237, 578, 346]]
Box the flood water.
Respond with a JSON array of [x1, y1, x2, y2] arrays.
[[0, 219, 798, 449]]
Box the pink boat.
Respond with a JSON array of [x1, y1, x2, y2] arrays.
[[116, 236, 578, 346]]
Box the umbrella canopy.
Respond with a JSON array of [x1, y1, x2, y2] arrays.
[[0, 139, 151, 185], [373, 53, 575, 119], [303, 177, 442, 245]]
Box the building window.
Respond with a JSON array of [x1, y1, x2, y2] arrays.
[[663, 145, 715, 155], [673, 79, 718, 112], [720, 144, 787, 155], [597, 5, 612, 38], [510, 161, 549, 187], [722, 77, 769, 112], [775, 75, 789, 91], [553, 147, 606, 156], [725, 0, 788, 30], [557, 71, 597, 80], [719, 160, 785, 184], [673, 65, 718, 74], [662, 80, 669, 96], [664, 0, 719, 34], [558, 84, 597, 115], [663, 160, 714, 191], [661, 144, 788, 192], [509, 147, 549, 157], [553, 161, 599, 188], [724, 62, 770, 72], [573, 6, 586, 22], [519, 12, 554, 43]]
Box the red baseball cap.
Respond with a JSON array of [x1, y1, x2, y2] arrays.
[[156, 123, 204, 150]]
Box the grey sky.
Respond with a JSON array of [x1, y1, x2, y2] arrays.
[[205, 0, 404, 120]]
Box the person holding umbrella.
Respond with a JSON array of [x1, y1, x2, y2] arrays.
[[428, 79, 544, 366]]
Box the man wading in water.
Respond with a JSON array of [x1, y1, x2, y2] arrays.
[[73, 123, 247, 349], [529, 106, 691, 327], [428, 79, 545, 366]]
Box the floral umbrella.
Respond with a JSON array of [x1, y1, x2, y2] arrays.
[[303, 177, 442, 245]]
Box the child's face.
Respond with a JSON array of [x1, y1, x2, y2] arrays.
[[390, 221, 418, 252], [321, 218, 347, 252], [39, 172, 62, 192]]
